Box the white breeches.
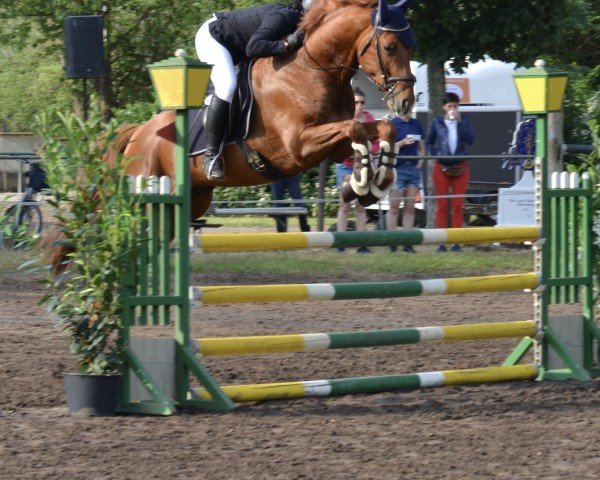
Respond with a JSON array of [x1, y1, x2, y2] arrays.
[[195, 16, 237, 102]]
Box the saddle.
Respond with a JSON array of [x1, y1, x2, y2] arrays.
[[187, 62, 288, 181]]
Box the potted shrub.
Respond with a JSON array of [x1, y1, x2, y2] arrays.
[[36, 104, 143, 416]]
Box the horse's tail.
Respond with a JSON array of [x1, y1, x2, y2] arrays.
[[39, 227, 70, 275], [41, 123, 139, 275], [104, 123, 139, 167]]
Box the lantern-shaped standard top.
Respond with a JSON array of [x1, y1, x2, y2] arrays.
[[512, 60, 569, 115], [147, 52, 211, 110]]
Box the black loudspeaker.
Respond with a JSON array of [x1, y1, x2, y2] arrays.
[[64, 15, 105, 79]]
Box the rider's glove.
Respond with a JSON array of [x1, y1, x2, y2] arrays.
[[285, 30, 305, 52]]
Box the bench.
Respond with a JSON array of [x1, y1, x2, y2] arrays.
[[191, 205, 309, 231], [213, 207, 308, 216]]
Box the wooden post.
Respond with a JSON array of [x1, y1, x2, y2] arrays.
[[547, 111, 564, 175]]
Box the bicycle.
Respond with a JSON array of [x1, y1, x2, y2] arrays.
[[1, 159, 46, 249]]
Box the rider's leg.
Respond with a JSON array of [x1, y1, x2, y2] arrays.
[[195, 19, 236, 179], [203, 95, 231, 179]]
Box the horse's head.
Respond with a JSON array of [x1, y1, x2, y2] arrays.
[[357, 0, 416, 115]]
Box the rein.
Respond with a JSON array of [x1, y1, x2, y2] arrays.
[[302, 43, 359, 76], [358, 26, 416, 100]]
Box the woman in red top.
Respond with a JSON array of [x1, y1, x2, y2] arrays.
[[335, 87, 378, 253]]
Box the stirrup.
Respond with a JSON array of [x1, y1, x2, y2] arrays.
[[204, 155, 224, 180]]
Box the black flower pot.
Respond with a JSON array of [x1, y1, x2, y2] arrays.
[[63, 373, 121, 416]]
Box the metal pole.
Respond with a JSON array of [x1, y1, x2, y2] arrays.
[[82, 78, 89, 121], [317, 160, 327, 232], [533, 114, 548, 377], [174, 110, 190, 401]]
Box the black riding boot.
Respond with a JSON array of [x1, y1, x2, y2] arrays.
[[203, 96, 230, 180]]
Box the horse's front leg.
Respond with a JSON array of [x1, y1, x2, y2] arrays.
[[357, 119, 398, 207], [294, 119, 374, 201], [340, 121, 375, 203]]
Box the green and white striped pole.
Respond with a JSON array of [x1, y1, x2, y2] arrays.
[[190, 226, 539, 253], [190, 273, 539, 305], [195, 320, 537, 356], [192, 365, 538, 403]]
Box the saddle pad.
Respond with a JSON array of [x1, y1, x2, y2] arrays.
[[188, 61, 255, 156]]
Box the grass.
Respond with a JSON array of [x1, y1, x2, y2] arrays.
[[189, 246, 534, 278], [0, 249, 33, 273], [0, 233, 534, 282], [193, 218, 535, 278], [204, 215, 324, 229]]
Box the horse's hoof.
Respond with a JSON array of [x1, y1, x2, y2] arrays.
[[341, 181, 357, 203], [357, 192, 378, 207]]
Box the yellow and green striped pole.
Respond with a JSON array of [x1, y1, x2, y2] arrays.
[[190, 273, 539, 305], [195, 320, 537, 356], [191, 226, 540, 253], [192, 365, 538, 403]]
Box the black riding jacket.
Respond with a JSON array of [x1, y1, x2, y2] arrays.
[[209, 4, 302, 65]]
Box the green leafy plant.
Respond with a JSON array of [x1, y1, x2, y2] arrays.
[[37, 103, 143, 374], [0, 198, 43, 250], [567, 116, 600, 304]]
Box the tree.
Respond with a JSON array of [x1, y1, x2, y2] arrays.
[[0, 42, 72, 131], [0, 1, 236, 117], [408, 0, 590, 121]]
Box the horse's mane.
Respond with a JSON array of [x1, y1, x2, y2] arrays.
[[301, 0, 377, 35]]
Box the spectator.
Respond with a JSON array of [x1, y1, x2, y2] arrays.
[[426, 92, 474, 252], [387, 113, 425, 253], [270, 175, 311, 232], [335, 87, 378, 253]]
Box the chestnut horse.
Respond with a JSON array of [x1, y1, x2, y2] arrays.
[[120, 0, 415, 220]]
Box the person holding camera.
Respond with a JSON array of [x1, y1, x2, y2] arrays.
[[195, 0, 311, 180], [387, 113, 425, 253], [426, 92, 474, 252]]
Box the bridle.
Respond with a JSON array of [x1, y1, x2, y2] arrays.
[[357, 24, 417, 101], [302, 21, 416, 102]]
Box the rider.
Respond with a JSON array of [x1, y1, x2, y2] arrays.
[[195, 1, 312, 180]]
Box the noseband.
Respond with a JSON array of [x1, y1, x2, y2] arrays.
[[358, 26, 416, 101]]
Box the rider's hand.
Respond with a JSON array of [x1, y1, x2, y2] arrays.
[[285, 30, 305, 52]]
